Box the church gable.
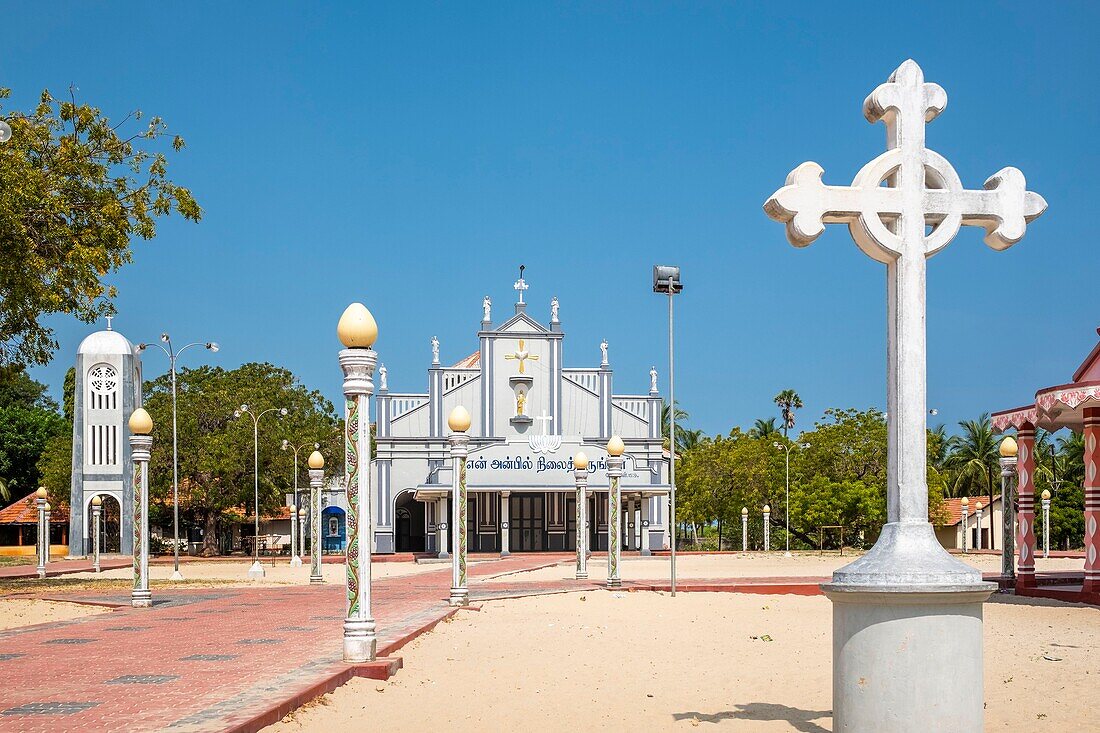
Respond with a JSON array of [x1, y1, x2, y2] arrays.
[[1072, 327, 1100, 383], [495, 311, 549, 335]]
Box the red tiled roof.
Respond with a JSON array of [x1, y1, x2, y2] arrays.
[[222, 505, 294, 521], [940, 495, 1001, 526], [0, 492, 70, 525], [451, 352, 480, 368]]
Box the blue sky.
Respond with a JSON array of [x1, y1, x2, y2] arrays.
[[4, 2, 1097, 437]]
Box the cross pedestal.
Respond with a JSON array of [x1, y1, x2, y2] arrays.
[[765, 60, 1045, 731]]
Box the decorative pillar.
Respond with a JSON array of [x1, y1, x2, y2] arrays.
[[337, 302, 380, 662], [606, 436, 625, 589], [499, 490, 511, 557], [1015, 426, 1037, 589], [91, 496, 102, 573], [1041, 490, 1051, 559], [999, 436, 1018, 587], [1084, 405, 1100, 594], [961, 497, 969, 553], [763, 505, 771, 552], [574, 454, 588, 580], [308, 452, 325, 585], [437, 497, 449, 559], [448, 406, 471, 606], [741, 507, 749, 552], [129, 408, 153, 608], [35, 487, 47, 579], [298, 507, 306, 561], [289, 503, 301, 567], [764, 60, 1031, 729], [640, 495, 651, 556], [975, 503, 984, 550]]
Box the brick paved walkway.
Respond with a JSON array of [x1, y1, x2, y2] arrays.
[[0, 554, 560, 732], [0, 557, 131, 580]]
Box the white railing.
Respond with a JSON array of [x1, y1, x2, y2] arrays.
[[443, 369, 479, 392], [388, 394, 429, 420], [613, 397, 649, 420], [563, 369, 600, 393]]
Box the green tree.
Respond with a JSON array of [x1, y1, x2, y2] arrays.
[[0, 365, 66, 501], [773, 389, 803, 438], [660, 399, 692, 454], [141, 363, 342, 556], [0, 87, 200, 367], [748, 417, 781, 440]]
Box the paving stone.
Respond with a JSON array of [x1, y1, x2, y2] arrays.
[[0, 654, 24, 661], [179, 654, 238, 662], [42, 638, 95, 645], [106, 675, 179, 685], [1, 702, 99, 716]]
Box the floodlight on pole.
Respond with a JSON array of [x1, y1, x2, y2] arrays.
[[0, 120, 11, 143], [653, 265, 682, 596], [135, 334, 219, 580], [234, 404, 288, 579]]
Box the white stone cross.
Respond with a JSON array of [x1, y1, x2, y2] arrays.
[[534, 410, 553, 435], [106, 315, 114, 331], [764, 60, 1045, 530]]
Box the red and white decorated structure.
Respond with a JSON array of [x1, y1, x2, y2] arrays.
[[992, 326, 1100, 603]]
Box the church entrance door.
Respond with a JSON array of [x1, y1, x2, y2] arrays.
[[509, 494, 544, 552]]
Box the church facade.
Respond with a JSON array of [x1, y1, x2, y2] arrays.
[[371, 277, 671, 555]]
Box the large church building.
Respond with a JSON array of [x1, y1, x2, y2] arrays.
[[372, 277, 671, 555]]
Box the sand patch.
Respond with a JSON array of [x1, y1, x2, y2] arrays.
[[0, 598, 109, 630]]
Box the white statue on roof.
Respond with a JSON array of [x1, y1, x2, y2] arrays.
[[483, 295, 492, 322], [431, 336, 440, 365], [550, 297, 559, 323]]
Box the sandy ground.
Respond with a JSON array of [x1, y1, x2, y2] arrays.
[[268, 590, 1099, 732], [62, 558, 455, 585], [486, 552, 1087, 583], [0, 598, 107, 630]]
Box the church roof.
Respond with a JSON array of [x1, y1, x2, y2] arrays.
[[77, 328, 135, 356], [1071, 327, 1100, 383], [452, 352, 481, 368]]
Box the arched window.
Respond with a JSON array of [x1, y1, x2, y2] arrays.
[[88, 363, 119, 410]]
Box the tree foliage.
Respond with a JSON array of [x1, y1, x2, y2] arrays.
[[0, 87, 200, 367], [0, 365, 66, 501]]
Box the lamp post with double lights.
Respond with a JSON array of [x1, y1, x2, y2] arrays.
[[653, 265, 682, 595], [961, 496, 970, 553], [233, 404, 288, 579], [91, 496, 102, 573], [282, 439, 319, 567], [773, 440, 810, 556], [136, 335, 219, 580]]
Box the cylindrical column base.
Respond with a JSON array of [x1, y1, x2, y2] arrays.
[[309, 572, 325, 585], [449, 587, 469, 607], [131, 590, 152, 608], [824, 586, 992, 732], [343, 618, 378, 663]]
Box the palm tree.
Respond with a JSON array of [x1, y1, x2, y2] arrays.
[[660, 399, 691, 453], [773, 390, 803, 438], [680, 429, 707, 452], [946, 413, 1001, 548], [749, 417, 781, 440]]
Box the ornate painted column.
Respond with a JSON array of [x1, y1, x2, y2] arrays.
[[499, 490, 511, 557], [437, 497, 449, 559], [741, 507, 749, 552], [961, 497, 969, 553], [606, 436, 624, 589], [1084, 405, 1100, 595], [308, 452, 325, 585], [129, 408, 153, 608], [574, 452, 589, 580], [91, 496, 102, 573], [763, 60, 1039, 729], [337, 302, 380, 662], [35, 487, 47, 579], [1015, 427, 1038, 588], [763, 505, 771, 552], [448, 406, 471, 607], [999, 437, 1018, 586]]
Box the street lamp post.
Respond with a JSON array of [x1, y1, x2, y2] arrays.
[[763, 504, 771, 552], [447, 406, 471, 607], [129, 408, 154, 607], [35, 487, 47, 579], [233, 404, 287, 579], [606, 435, 625, 589], [975, 502, 984, 550], [653, 265, 683, 595], [282, 440, 319, 567], [91, 496, 102, 573], [774, 441, 810, 556], [574, 451, 589, 580], [741, 507, 749, 552], [308, 451, 325, 584], [1041, 490, 1051, 558], [136, 335, 218, 580], [298, 507, 307, 560]]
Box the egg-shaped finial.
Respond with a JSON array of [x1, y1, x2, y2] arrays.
[[298, 507, 306, 517], [976, 501, 983, 511], [337, 302, 379, 348], [308, 450, 324, 469], [1041, 489, 1051, 500], [36, 487, 48, 500], [289, 503, 296, 513], [91, 495, 102, 507], [129, 407, 153, 435], [44, 502, 51, 512], [574, 451, 589, 470], [961, 496, 969, 507], [606, 435, 625, 456], [999, 436, 1018, 458], [448, 405, 472, 433], [741, 507, 749, 516], [764, 504, 771, 513]]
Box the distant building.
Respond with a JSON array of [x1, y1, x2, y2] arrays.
[[935, 495, 1004, 551], [67, 321, 142, 557], [0, 492, 70, 557]]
